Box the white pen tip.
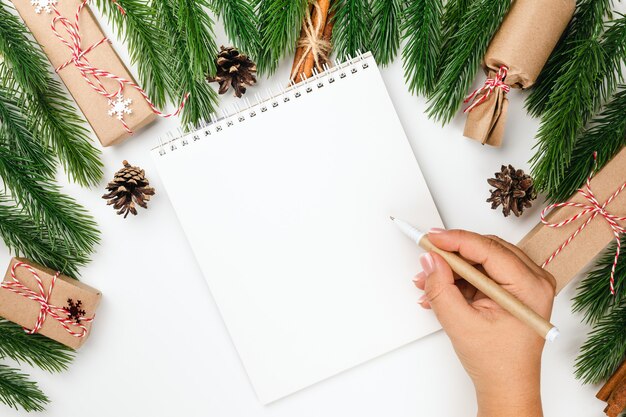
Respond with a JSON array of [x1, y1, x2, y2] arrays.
[[390, 216, 395, 221], [546, 327, 560, 342]]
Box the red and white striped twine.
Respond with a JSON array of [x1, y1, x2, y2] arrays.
[[463, 66, 510, 113], [0, 262, 94, 338], [51, 0, 189, 134], [540, 152, 626, 295]]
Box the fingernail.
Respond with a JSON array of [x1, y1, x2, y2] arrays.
[[413, 272, 425, 283], [420, 253, 436, 275], [417, 294, 428, 303], [429, 228, 445, 234]]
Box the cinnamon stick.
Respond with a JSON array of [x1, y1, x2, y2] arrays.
[[289, 5, 312, 82], [318, 9, 335, 69], [300, 0, 331, 78], [598, 360, 626, 401], [604, 377, 626, 417]]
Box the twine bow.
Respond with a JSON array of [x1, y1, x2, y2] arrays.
[[463, 66, 510, 113], [0, 262, 94, 337], [541, 152, 626, 295], [50, 0, 188, 134], [291, 0, 332, 81]]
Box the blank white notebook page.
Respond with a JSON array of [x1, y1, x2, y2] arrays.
[[151, 52, 444, 404]]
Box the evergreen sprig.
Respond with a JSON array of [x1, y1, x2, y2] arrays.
[[402, 0, 443, 95], [0, 2, 102, 187], [0, 197, 84, 277], [438, 0, 472, 66], [573, 236, 626, 325], [525, 0, 614, 118], [155, 0, 218, 128], [547, 86, 626, 203], [531, 16, 626, 194], [0, 320, 74, 374], [426, 0, 511, 123], [332, 0, 373, 61], [211, 0, 260, 59], [257, 0, 308, 74], [0, 364, 48, 412], [370, 0, 402, 67], [574, 299, 626, 384], [95, 0, 171, 108]]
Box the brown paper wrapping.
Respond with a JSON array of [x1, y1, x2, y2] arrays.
[[0, 258, 101, 349], [464, 0, 576, 146], [518, 148, 626, 294], [12, 0, 156, 146]]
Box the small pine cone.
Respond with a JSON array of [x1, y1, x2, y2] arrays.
[[487, 164, 537, 217], [207, 46, 257, 98], [102, 160, 155, 218]]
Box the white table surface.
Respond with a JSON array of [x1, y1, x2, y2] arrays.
[[3, 5, 625, 416]]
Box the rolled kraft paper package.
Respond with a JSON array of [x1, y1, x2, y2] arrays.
[[0, 258, 101, 349], [12, 0, 156, 146], [464, 0, 576, 146], [517, 148, 626, 294]]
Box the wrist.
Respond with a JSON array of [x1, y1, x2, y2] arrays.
[[476, 379, 543, 417]]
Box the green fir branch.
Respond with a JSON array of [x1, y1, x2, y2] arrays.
[[573, 236, 626, 325], [531, 16, 626, 194], [0, 83, 55, 176], [426, 0, 511, 123], [0, 3, 102, 187], [332, 0, 373, 60], [0, 320, 74, 374], [211, 0, 260, 59], [0, 143, 99, 259], [155, 0, 218, 127], [94, 0, 171, 108], [0, 196, 85, 277], [257, 0, 308, 74], [547, 86, 626, 203], [371, 0, 403, 67], [438, 0, 473, 66], [0, 364, 48, 412], [574, 300, 626, 384], [402, 0, 443, 95], [525, 0, 614, 117]]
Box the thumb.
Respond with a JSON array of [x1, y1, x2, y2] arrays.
[[421, 252, 477, 334]]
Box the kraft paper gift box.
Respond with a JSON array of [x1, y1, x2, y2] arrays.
[[12, 0, 156, 146], [464, 0, 576, 146], [0, 258, 101, 349], [518, 148, 626, 293]]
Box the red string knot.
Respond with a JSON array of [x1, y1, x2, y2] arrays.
[[464, 66, 510, 113]]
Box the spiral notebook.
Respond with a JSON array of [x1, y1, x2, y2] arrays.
[[151, 52, 444, 404]]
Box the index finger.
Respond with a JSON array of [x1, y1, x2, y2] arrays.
[[427, 229, 540, 288]]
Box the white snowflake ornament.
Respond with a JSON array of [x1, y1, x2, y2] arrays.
[[31, 0, 57, 14], [108, 95, 133, 121]]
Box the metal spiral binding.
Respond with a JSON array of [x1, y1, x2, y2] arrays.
[[154, 51, 372, 156]]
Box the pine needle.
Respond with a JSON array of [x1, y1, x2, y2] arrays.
[[331, 0, 373, 61], [531, 16, 626, 194], [426, 0, 511, 123], [370, 0, 403, 67], [257, 0, 308, 74], [0, 196, 85, 277], [0, 141, 100, 260], [0, 364, 48, 412], [155, 0, 218, 128], [573, 235, 626, 325], [574, 300, 626, 384], [211, 0, 260, 59], [0, 320, 74, 373], [438, 0, 473, 66], [401, 0, 443, 95], [0, 3, 103, 187], [525, 0, 613, 118], [94, 0, 171, 108], [547, 86, 626, 203]]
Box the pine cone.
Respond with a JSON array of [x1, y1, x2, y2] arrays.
[[102, 160, 155, 218], [208, 46, 257, 98], [487, 165, 537, 217]]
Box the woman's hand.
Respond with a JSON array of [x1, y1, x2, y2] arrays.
[[413, 229, 556, 417]]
